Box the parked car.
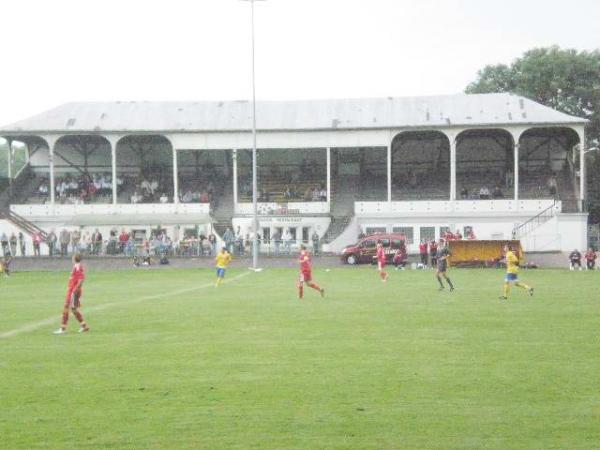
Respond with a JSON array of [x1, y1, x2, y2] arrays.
[[340, 233, 407, 265]]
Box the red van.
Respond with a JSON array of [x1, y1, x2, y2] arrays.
[[340, 233, 407, 265]]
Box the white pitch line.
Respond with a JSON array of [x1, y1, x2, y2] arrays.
[[0, 270, 253, 340]]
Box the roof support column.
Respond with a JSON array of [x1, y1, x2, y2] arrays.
[[387, 142, 392, 204], [326, 147, 331, 212], [173, 148, 179, 204], [514, 143, 519, 201], [48, 137, 57, 206], [449, 136, 456, 201], [6, 138, 12, 200], [111, 140, 117, 205], [232, 149, 238, 206], [579, 128, 585, 212]]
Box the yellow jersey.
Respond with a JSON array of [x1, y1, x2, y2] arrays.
[[506, 251, 520, 274], [215, 251, 232, 269]]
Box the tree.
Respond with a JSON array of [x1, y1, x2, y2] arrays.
[[466, 46, 600, 145]]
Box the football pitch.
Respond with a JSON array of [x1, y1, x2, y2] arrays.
[[1, 266, 599, 449]]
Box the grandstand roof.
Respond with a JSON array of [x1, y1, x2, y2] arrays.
[[0, 94, 586, 134]]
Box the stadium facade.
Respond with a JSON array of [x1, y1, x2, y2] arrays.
[[0, 93, 589, 255]]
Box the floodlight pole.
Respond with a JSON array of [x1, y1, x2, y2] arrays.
[[241, 0, 264, 270]]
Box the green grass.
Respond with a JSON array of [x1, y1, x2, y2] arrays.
[[1, 267, 599, 449]]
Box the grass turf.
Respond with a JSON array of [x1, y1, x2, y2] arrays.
[[0, 266, 599, 449]]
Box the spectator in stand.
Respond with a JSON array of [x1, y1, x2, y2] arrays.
[[419, 239, 429, 267], [182, 189, 193, 203], [547, 174, 558, 197], [311, 187, 320, 202], [92, 228, 103, 255], [131, 191, 141, 204], [159, 193, 168, 203], [38, 180, 49, 198], [311, 231, 320, 256], [569, 249, 582, 271], [71, 229, 81, 254], [80, 231, 90, 255], [18, 232, 25, 256], [454, 229, 463, 240], [282, 228, 292, 254], [429, 239, 438, 267], [585, 248, 597, 270], [272, 229, 281, 255], [236, 227, 245, 256], [460, 187, 469, 199], [47, 229, 57, 257], [119, 229, 129, 253], [319, 185, 327, 202], [200, 191, 209, 203], [9, 232, 17, 257], [208, 232, 217, 256], [492, 185, 504, 199], [32, 232, 42, 256], [283, 185, 292, 200], [0, 233, 8, 256], [303, 187, 312, 201], [59, 229, 71, 257], [222, 227, 235, 254], [479, 186, 491, 199], [467, 228, 476, 240]]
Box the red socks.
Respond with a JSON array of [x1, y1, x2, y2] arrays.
[[380, 271, 387, 280]]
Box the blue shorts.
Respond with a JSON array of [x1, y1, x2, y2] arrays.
[[505, 273, 518, 282], [216, 268, 225, 278]]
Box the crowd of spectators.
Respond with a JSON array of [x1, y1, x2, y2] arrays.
[[179, 180, 215, 204], [129, 170, 171, 204], [35, 172, 120, 204]]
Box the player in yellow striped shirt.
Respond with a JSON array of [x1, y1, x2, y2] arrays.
[[215, 247, 232, 287], [500, 244, 534, 300]]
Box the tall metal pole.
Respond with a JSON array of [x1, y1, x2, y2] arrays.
[[250, 0, 259, 270]]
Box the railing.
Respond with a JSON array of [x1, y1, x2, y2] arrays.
[[512, 199, 558, 239], [355, 199, 561, 215], [235, 202, 329, 215], [1, 207, 48, 239], [10, 203, 211, 218]]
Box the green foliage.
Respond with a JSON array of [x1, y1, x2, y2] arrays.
[[0, 140, 28, 179], [466, 46, 600, 144], [1, 267, 600, 449]]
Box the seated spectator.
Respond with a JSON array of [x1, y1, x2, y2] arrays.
[[38, 181, 49, 196], [283, 185, 292, 199], [479, 186, 490, 199], [492, 185, 504, 199], [159, 193, 169, 203], [569, 249, 582, 271], [585, 248, 597, 270], [454, 229, 463, 240], [547, 175, 558, 197], [319, 186, 327, 201], [311, 187, 320, 202], [199, 191, 209, 203], [182, 190, 193, 203], [467, 229, 476, 240], [131, 191, 141, 204], [392, 246, 407, 270], [460, 187, 469, 199]]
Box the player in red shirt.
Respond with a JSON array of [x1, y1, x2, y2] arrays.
[[54, 253, 90, 334], [375, 241, 388, 282], [298, 244, 324, 299]]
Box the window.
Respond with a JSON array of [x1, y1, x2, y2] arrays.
[[391, 239, 404, 249], [393, 227, 414, 244], [420, 226, 435, 242], [365, 227, 386, 235], [361, 239, 376, 249]]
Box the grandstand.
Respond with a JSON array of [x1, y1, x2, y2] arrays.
[[0, 93, 590, 255]]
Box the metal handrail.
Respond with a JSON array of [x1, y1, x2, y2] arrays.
[[512, 199, 557, 238]]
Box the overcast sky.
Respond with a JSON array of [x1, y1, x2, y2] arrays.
[[0, 0, 598, 126]]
